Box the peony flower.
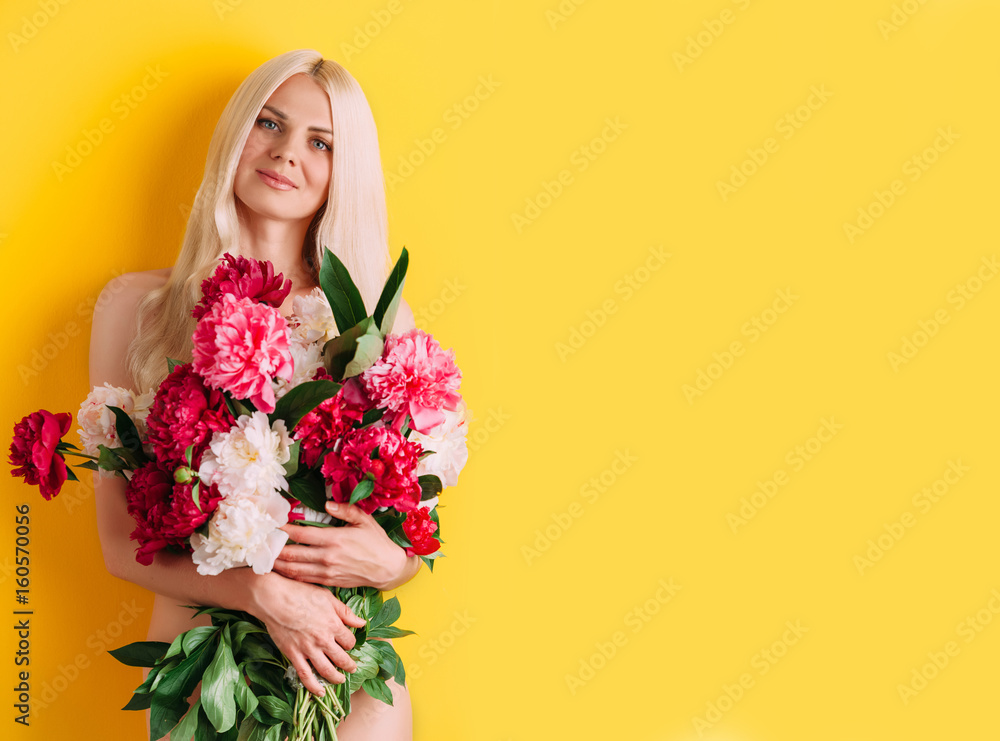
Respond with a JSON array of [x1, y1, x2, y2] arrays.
[[198, 412, 292, 499], [402, 506, 440, 556], [293, 382, 369, 468], [192, 294, 294, 414], [321, 425, 422, 514], [9, 410, 72, 500], [361, 328, 462, 434], [289, 287, 338, 344], [145, 364, 234, 471], [273, 334, 326, 401], [125, 461, 224, 565], [193, 253, 292, 320], [408, 399, 470, 488], [190, 494, 291, 575], [77, 383, 156, 458]]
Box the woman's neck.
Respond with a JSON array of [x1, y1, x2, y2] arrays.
[[237, 209, 317, 289]]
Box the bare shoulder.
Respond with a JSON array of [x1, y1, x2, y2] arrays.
[[90, 267, 173, 390]]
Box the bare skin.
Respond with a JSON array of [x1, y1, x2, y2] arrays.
[[92, 72, 419, 739]]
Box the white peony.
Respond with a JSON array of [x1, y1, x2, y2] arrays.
[[190, 493, 291, 575], [273, 334, 326, 400], [77, 383, 156, 459], [198, 412, 292, 498], [290, 287, 338, 344], [408, 399, 470, 488]]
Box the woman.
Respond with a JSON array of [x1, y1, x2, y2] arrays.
[[89, 49, 418, 739]]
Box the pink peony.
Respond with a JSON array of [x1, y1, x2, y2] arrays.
[[361, 328, 463, 434], [145, 364, 234, 471], [402, 507, 440, 556], [321, 425, 422, 514], [125, 461, 223, 565], [192, 294, 294, 413], [9, 410, 72, 500], [192, 253, 291, 320]]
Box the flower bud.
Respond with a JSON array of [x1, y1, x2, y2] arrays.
[[173, 466, 197, 484]]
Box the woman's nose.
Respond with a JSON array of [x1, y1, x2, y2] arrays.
[[269, 135, 299, 164]]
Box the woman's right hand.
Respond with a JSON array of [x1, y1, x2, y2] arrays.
[[247, 571, 367, 696]]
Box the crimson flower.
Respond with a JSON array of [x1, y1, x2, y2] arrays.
[[402, 507, 440, 556], [192, 253, 292, 320], [9, 410, 72, 500]]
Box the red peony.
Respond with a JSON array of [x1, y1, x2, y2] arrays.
[[294, 380, 370, 468], [125, 461, 223, 565], [402, 507, 440, 556], [145, 364, 234, 471], [192, 253, 292, 320], [321, 426, 422, 514], [8, 410, 72, 500]]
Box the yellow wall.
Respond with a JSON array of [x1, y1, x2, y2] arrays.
[[2, 1, 999, 739]]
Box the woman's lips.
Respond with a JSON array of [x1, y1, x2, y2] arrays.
[[256, 169, 296, 190]]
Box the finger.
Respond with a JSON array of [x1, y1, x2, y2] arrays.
[[309, 652, 346, 689], [289, 652, 326, 697], [332, 599, 367, 630], [325, 500, 369, 525], [279, 523, 329, 545], [272, 560, 337, 585], [276, 543, 326, 564], [317, 639, 357, 676]]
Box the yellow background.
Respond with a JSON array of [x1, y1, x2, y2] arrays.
[[2, 0, 999, 739]]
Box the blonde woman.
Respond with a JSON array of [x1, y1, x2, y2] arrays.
[[89, 50, 418, 739]]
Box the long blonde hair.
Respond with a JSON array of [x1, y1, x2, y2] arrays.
[[127, 49, 390, 392]]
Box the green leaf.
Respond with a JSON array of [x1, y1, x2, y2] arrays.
[[320, 247, 368, 333], [229, 621, 268, 654], [322, 316, 375, 381], [155, 636, 218, 703], [282, 439, 300, 478], [64, 467, 79, 482], [256, 695, 294, 725], [373, 246, 409, 336], [348, 477, 375, 505], [202, 632, 239, 732], [419, 474, 443, 500], [108, 641, 170, 667], [344, 323, 385, 378], [270, 379, 342, 431], [236, 716, 262, 741], [367, 625, 416, 640], [364, 588, 384, 618], [288, 471, 327, 512], [107, 404, 143, 453], [234, 674, 259, 716], [167, 357, 184, 373], [362, 677, 395, 706], [182, 626, 219, 656], [122, 690, 153, 711], [150, 694, 188, 740], [96, 444, 129, 473], [359, 406, 386, 427], [77, 459, 100, 471], [172, 697, 203, 741], [371, 597, 401, 630]]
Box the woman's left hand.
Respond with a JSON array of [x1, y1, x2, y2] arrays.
[[273, 501, 415, 591]]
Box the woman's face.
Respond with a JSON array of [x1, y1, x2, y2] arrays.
[[233, 73, 333, 225]]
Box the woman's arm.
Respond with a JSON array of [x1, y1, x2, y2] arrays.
[[89, 274, 363, 695]]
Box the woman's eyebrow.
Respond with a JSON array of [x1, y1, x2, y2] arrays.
[[261, 104, 333, 134]]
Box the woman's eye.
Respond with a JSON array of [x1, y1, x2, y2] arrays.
[[312, 139, 331, 152], [257, 118, 278, 131]]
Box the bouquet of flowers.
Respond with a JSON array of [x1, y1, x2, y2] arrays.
[[8, 247, 469, 740]]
